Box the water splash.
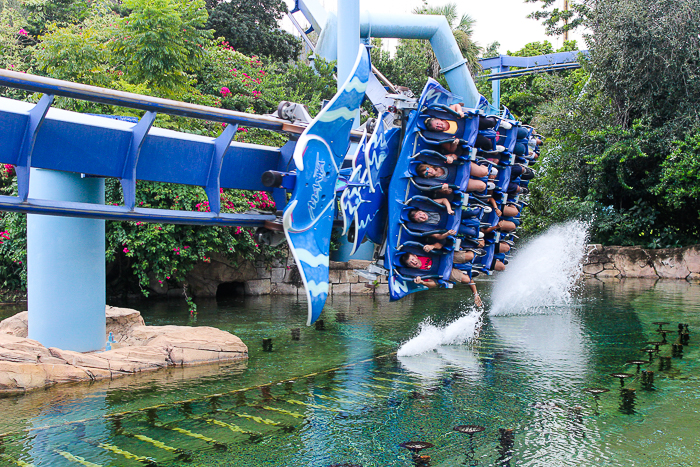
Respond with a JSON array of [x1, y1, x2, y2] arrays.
[[396, 221, 588, 356], [397, 309, 483, 356], [490, 220, 589, 316]]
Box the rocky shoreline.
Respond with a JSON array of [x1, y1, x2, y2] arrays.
[[0, 306, 247, 395], [582, 244, 700, 280]]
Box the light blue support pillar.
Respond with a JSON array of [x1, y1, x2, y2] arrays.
[[27, 169, 106, 352], [337, 0, 360, 128], [491, 67, 501, 109], [337, 0, 360, 86]]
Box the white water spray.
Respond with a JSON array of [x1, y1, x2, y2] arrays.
[[397, 221, 589, 356], [490, 220, 589, 315], [397, 309, 483, 356]]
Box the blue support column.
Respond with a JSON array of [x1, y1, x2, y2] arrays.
[[337, 0, 360, 127], [337, 0, 360, 86], [27, 169, 106, 352], [491, 66, 501, 109]]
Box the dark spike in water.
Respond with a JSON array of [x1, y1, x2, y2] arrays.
[[626, 360, 648, 373], [653, 321, 670, 331], [454, 425, 486, 435], [262, 338, 273, 351], [291, 328, 301, 341], [620, 388, 636, 414], [641, 349, 658, 361], [315, 320, 325, 331], [610, 373, 634, 387], [657, 330, 674, 343], [641, 370, 655, 389], [673, 343, 684, 357], [399, 441, 434, 452], [647, 341, 666, 350]]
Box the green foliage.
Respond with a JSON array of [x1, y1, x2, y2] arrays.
[[196, 40, 270, 113], [369, 2, 481, 97], [105, 179, 280, 297], [589, 0, 700, 131], [0, 166, 25, 292], [654, 129, 700, 213], [524, 0, 590, 37], [112, 0, 212, 95], [371, 38, 435, 96], [412, 2, 482, 78], [35, 11, 116, 87], [521, 0, 700, 247], [482, 41, 500, 59], [261, 58, 337, 116], [205, 0, 301, 63], [22, 0, 91, 36], [476, 40, 583, 123]]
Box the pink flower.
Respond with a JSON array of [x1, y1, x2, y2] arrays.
[[158, 280, 163, 284], [123, 247, 129, 253], [18, 29, 28, 36], [220, 87, 231, 97]]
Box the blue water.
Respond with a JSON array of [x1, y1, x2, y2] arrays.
[[1, 277, 699, 466]]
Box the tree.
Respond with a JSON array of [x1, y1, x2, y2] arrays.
[[482, 41, 500, 59], [22, 0, 91, 36], [112, 0, 212, 95], [524, 0, 590, 37], [413, 2, 482, 78], [369, 3, 482, 96], [205, 0, 301, 63], [520, 0, 700, 247]]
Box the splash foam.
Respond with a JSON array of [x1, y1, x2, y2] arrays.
[[490, 220, 589, 316], [397, 310, 483, 356]]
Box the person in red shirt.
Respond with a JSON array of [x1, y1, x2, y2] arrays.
[[398, 252, 482, 307]]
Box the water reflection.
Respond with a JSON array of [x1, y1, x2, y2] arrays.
[[0, 279, 699, 466]]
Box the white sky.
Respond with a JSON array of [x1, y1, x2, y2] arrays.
[[281, 0, 587, 56]]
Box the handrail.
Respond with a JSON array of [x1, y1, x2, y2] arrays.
[[0, 69, 366, 140], [0, 69, 301, 132]]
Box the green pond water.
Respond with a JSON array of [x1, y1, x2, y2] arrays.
[[0, 278, 699, 467]]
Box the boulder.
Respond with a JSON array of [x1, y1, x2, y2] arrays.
[[650, 248, 690, 279], [582, 263, 604, 275], [0, 361, 91, 393], [245, 279, 271, 295], [606, 246, 658, 278], [0, 307, 248, 394], [106, 306, 145, 343], [49, 347, 111, 370], [597, 268, 620, 278], [104, 346, 171, 373], [270, 282, 299, 295], [682, 246, 700, 274], [0, 310, 27, 337], [0, 333, 54, 362], [185, 253, 258, 297]]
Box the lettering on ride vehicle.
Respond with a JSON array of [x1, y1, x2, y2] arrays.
[[308, 155, 327, 218]]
